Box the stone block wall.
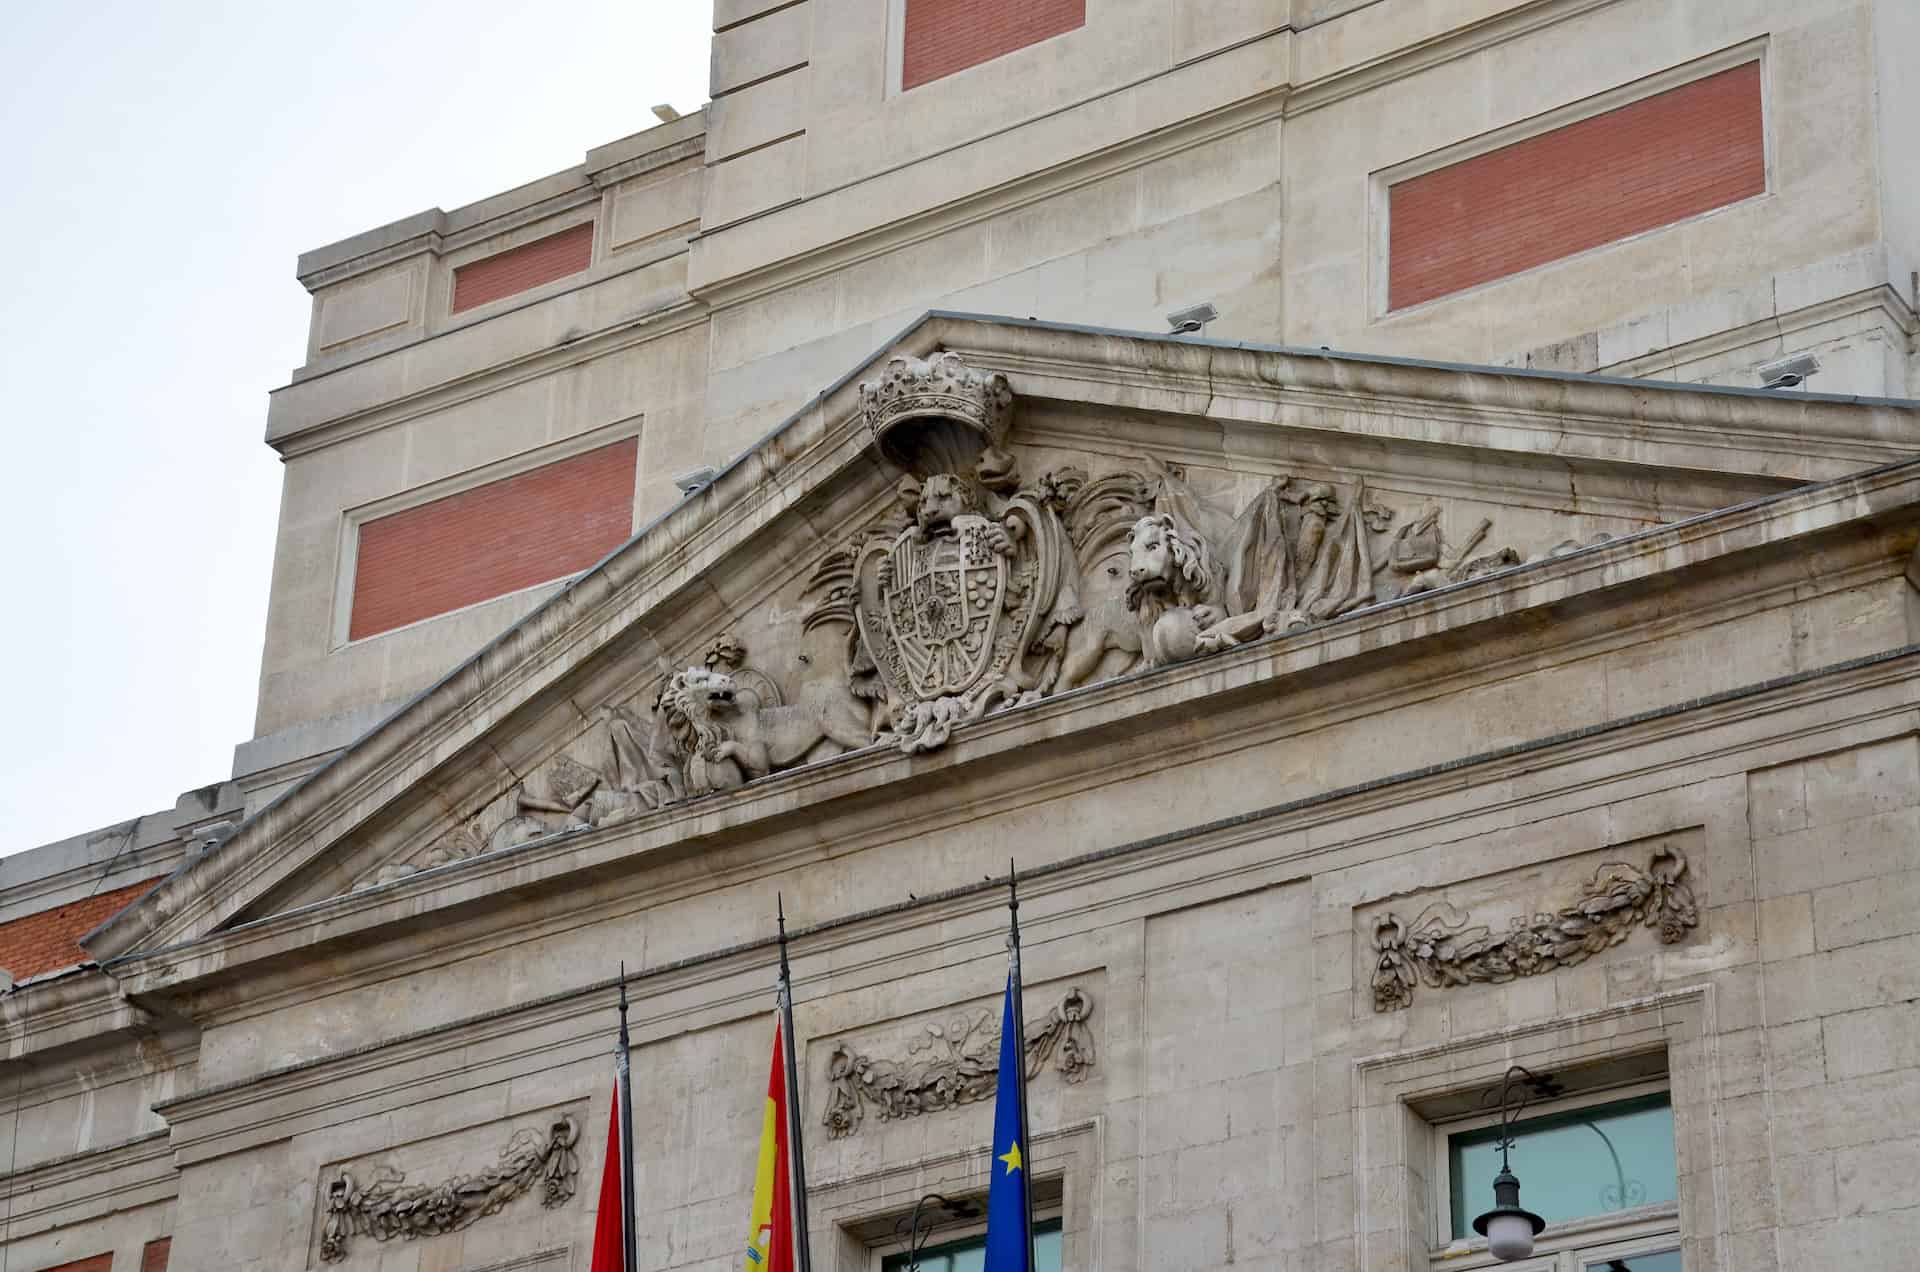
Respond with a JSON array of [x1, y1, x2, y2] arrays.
[[135, 490, 1920, 1269]]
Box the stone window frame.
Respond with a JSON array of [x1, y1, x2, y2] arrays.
[[870, 1207, 1066, 1269], [1354, 985, 1731, 1272], [1427, 1075, 1680, 1268], [808, 1119, 1096, 1272], [1364, 36, 1773, 321]]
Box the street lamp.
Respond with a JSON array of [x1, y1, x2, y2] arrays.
[[899, 1192, 982, 1270], [1471, 1066, 1549, 1262]]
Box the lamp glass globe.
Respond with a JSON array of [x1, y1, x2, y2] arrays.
[[1485, 1213, 1536, 1261]]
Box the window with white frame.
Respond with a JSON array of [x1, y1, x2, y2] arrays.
[[1432, 1078, 1682, 1271], [878, 1217, 1064, 1272]]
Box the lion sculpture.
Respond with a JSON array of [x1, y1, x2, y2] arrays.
[[1125, 513, 1265, 668], [661, 666, 871, 796]]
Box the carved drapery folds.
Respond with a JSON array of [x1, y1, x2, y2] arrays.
[[318, 1115, 580, 1261], [1369, 847, 1699, 1012], [822, 987, 1095, 1139]]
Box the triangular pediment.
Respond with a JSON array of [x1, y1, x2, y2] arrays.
[[86, 313, 1920, 984]]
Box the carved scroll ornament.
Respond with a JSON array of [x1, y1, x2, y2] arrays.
[[1370, 847, 1698, 1013], [822, 987, 1094, 1139], [319, 1114, 580, 1262]]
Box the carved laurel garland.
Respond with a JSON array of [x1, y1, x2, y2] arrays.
[[1369, 847, 1698, 1012], [318, 1115, 581, 1262], [822, 988, 1095, 1139]]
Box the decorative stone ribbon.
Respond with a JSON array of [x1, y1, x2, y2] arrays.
[[1370, 848, 1698, 1013]]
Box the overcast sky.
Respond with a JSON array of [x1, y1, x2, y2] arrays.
[[0, 2, 713, 855]]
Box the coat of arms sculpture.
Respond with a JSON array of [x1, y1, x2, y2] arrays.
[[349, 348, 1615, 891], [851, 352, 1079, 751]]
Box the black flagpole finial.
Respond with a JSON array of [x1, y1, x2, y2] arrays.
[[618, 960, 628, 1011]]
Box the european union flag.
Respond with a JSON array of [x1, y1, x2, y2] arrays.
[[983, 971, 1032, 1270]]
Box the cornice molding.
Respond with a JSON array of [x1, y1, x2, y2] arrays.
[[273, 262, 704, 455], [0, 1129, 176, 1240], [686, 0, 1617, 306], [104, 510, 1919, 1010], [1284, 0, 1620, 118], [1599, 285, 1920, 380], [146, 651, 1912, 1170], [86, 315, 1920, 973], [0, 965, 157, 1061]]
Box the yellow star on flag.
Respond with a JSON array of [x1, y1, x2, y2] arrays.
[[998, 1140, 1023, 1175]]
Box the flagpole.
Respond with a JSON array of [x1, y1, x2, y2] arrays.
[[1007, 861, 1037, 1269], [617, 965, 638, 1272], [777, 896, 816, 1272]]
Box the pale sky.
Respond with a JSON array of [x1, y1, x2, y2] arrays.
[[0, 2, 714, 855]]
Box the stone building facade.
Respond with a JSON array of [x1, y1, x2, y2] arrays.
[[7, 2, 1920, 1269]]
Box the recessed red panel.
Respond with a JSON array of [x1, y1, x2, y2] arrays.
[[349, 438, 638, 641], [903, 0, 1086, 90], [1389, 62, 1766, 310], [451, 221, 595, 314]]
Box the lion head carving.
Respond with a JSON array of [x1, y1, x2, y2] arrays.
[[1125, 513, 1220, 610], [660, 666, 739, 758], [914, 473, 979, 536]]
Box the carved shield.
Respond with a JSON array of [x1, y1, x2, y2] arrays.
[[875, 515, 1008, 700]]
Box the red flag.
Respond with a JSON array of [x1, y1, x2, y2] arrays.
[[742, 1024, 796, 1271], [589, 1082, 626, 1272]]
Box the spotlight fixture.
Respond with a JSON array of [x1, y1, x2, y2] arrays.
[[674, 466, 720, 496], [1167, 301, 1219, 336], [1758, 351, 1820, 390]]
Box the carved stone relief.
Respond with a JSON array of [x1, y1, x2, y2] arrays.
[[1369, 846, 1699, 1012], [821, 986, 1094, 1139], [341, 351, 1638, 894], [317, 1113, 581, 1261]]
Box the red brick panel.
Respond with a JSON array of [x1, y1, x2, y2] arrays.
[[0, 877, 162, 982], [450, 222, 595, 314], [348, 438, 638, 641], [42, 1254, 113, 1272], [140, 1238, 171, 1271], [903, 0, 1085, 89], [1388, 62, 1765, 310]]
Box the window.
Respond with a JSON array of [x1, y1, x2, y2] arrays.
[[880, 1218, 1063, 1272], [1435, 1083, 1681, 1271], [1448, 1092, 1678, 1235], [1580, 1248, 1682, 1271]]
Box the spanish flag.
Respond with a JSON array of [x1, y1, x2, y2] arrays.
[[744, 1023, 798, 1271]]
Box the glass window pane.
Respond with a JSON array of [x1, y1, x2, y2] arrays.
[[1035, 1223, 1063, 1270], [1583, 1249, 1681, 1272], [1448, 1092, 1677, 1236], [881, 1217, 1064, 1271]]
